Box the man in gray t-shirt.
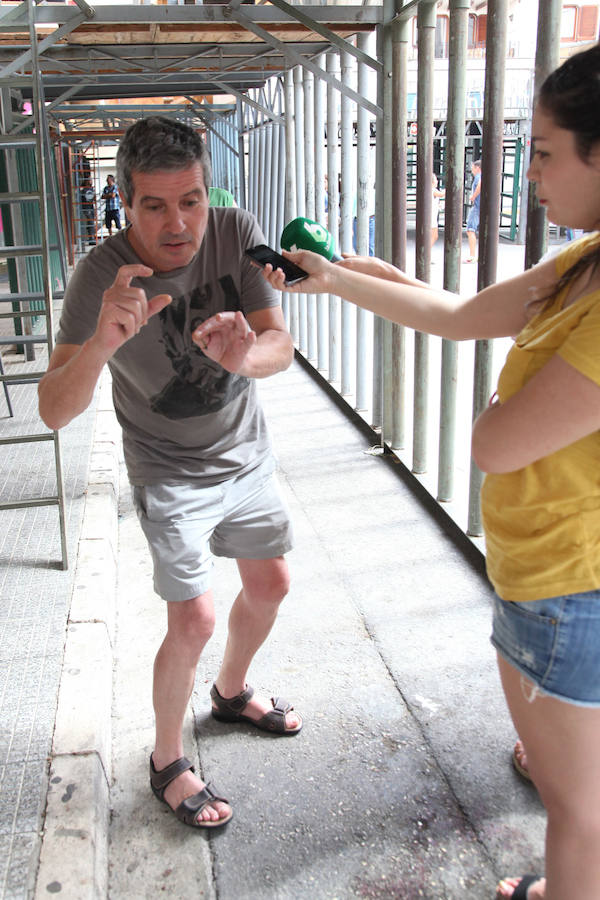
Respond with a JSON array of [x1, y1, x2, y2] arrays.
[[39, 116, 302, 830]]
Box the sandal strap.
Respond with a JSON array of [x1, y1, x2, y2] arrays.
[[175, 782, 229, 827], [271, 697, 292, 716], [210, 682, 254, 714], [256, 696, 294, 733], [512, 875, 543, 900], [150, 755, 194, 798]]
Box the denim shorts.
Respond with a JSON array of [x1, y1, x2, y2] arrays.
[[466, 206, 479, 233], [491, 589, 600, 707], [132, 456, 294, 602]]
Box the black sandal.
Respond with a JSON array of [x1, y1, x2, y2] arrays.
[[149, 755, 232, 828], [496, 874, 543, 900], [210, 683, 303, 735]]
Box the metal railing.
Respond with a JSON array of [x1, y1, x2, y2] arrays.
[[203, 0, 563, 543]]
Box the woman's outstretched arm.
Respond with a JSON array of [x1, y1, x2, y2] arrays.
[[263, 249, 558, 342]]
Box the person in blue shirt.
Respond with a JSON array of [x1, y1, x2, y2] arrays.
[[464, 159, 481, 263], [102, 174, 121, 236]]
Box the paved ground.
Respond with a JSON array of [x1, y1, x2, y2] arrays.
[[0, 236, 554, 899], [0, 336, 97, 898]]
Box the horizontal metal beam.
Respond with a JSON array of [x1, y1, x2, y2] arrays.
[[18, 74, 270, 102], [27, 5, 382, 26], [0, 42, 332, 62]]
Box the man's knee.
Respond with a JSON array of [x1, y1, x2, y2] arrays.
[[167, 595, 216, 650], [240, 558, 290, 606]]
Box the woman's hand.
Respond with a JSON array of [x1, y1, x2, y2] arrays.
[[262, 249, 337, 294]]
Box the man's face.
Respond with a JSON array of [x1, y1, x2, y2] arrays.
[[123, 163, 210, 272]]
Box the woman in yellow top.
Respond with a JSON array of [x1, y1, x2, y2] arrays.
[[262, 43, 600, 900]]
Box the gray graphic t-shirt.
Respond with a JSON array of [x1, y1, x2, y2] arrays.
[[56, 207, 282, 485]]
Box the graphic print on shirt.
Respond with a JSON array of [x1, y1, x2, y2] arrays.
[[150, 274, 249, 419]]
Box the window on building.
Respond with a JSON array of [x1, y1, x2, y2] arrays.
[[468, 14, 477, 48], [476, 14, 487, 45], [435, 15, 449, 58], [561, 6, 578, 39], [561, 5, 599, 41], [411, 14, 450, 57], [578, 5, 599, 40]]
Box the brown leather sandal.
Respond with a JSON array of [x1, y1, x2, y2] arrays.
[[149, 755, 232, 828], [210, 683, 303, 735]]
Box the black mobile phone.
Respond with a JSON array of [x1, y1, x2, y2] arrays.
[[244, 244, 309, 286]]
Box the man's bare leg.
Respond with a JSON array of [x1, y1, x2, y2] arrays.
[[213, 556, 300, 730], [152, 592, 231, 824], [467, 229, 478, 260]]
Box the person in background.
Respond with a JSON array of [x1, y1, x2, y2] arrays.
[[431, 173, 445, 251], [102, 174, 122, 236], [39, 116, 301, 832], [464, 159, 481, 263], [264, 44, 600, 900], [208, 186, 237, 207], [566, 226, 585, 241], [79, 179, 96, 246]]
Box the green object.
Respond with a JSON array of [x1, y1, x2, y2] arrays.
[[208, 187, 236, 207], [280, 216, 341, 261]]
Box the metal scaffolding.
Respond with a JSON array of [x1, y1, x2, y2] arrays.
[[0, 0, 563, 553]]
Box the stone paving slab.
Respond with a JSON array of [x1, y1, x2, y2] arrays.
[[0, 337, 99, 900]]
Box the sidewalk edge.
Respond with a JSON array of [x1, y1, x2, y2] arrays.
[[34, 370, 119, 900]]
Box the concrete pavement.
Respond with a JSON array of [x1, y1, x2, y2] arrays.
[[32, 359, 546, 899]]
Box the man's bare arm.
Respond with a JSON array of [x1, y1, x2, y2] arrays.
[[39, 264, 171, 430], [39, 341, 111, 430]]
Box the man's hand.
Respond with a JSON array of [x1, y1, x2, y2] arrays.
[[91, 264, 172, 358], [192, 310, 257, 374]]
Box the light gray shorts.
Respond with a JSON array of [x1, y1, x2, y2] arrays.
[[132, 456, 294, 602]]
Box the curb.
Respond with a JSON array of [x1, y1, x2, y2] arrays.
[[35, 370, 120, 899]]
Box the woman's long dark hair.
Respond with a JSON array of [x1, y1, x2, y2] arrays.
[[536, 43, 600, 306]]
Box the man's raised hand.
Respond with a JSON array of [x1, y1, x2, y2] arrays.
[[93, 264, 172, 357]]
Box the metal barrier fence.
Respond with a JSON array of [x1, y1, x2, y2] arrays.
[[205, 0, 563, 541]]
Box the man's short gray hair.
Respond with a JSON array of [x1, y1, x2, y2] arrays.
[[116, 116, 212, 206]]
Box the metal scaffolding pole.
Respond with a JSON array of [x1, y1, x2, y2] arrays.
[[326, 50, 341, 385], [314, 53, 328, 373], [438, 0, 469, 502], [467, 0, 508, 537], [303, 69, 317, 364], [340, 48, 354, 398], [293, 65, 307, 354], [378, 2, 394, 441], [283, 70, 297, 339], [390, 13, 408, 450], [412, 0, 436, 475], [355, 31, 373, 413]]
